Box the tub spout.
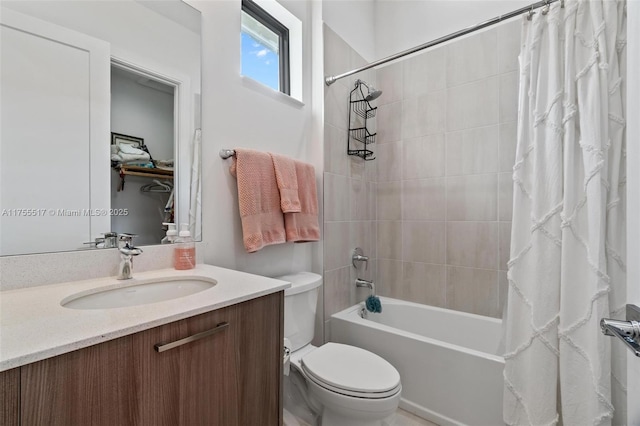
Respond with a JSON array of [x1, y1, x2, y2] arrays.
[[355, 278, 374, 290]]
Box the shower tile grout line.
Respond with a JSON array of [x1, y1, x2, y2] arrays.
[[443, 64, 449, 312]]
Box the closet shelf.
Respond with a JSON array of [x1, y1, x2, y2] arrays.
[[118, 165, 173, 180]]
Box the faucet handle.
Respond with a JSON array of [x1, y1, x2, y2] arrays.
[[118, 233, 137, 247], [102, 232, 118, 248], [352, 247, 369, 270], [119, 246, 143, 256], [118, 234, 142, 255]]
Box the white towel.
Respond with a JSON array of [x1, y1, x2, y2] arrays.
[[111, 152, 150, 163], [119, 144, 147, 155]]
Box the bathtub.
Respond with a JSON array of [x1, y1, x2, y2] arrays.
[[330, 297, 505, 426]]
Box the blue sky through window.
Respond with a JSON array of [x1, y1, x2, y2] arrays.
[[241, 32, 279, 91]]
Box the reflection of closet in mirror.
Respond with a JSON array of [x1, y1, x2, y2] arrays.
[[110, 65, 175, 246], [0, 0, 201, 255]]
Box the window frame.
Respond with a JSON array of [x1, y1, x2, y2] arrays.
[[241, 0, 290, 95]]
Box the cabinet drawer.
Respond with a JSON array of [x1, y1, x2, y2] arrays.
[[16, 291, 283, 426]]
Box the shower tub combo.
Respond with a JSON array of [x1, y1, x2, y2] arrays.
[[331, 297, 505, 426]]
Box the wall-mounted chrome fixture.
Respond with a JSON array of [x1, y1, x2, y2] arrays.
[[355, 79, 383, 102], [352, 247, 369, 270], [219, 149, 236, 159], [355, 278, 374, 291], [353, 248, 375, 295], [84, 232, 118, 249], [600, 304, 640, 357]]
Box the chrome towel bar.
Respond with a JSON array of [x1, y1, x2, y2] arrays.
[[219, 149, 236, 159]]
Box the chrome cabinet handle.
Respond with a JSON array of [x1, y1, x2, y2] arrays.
[[154, 322, 229, 353]]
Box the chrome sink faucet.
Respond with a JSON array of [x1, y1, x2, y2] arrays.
[[117, 233, 143, 280]]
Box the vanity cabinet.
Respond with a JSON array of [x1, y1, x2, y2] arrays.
[[0, 369, 19, 425], [3, 292, 283, 426]]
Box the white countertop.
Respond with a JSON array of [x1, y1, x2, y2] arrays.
[[0, 264, 290, 372]]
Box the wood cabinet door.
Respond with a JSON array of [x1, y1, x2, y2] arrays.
[[20, 307, 239, 426], [134, 304, 239, 426], [21, 333, 137, 425], [235, 292, 283, 426], [18, 292, 283, 426], [1, 368, 20, 426]]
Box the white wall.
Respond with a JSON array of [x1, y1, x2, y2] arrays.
[[2, 1, 200, 93], [322, 0, 376, 61], [375, 0, 529, 58], [188, 0, 323, 278]]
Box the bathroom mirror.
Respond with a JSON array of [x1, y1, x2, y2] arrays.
[[0, 0, 201, 256]]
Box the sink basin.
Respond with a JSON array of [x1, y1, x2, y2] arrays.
[[61, 276, 217, 310]]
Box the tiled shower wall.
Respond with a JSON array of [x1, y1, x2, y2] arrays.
[[374, 20, 521, 318], [323, 25, 377, 339]]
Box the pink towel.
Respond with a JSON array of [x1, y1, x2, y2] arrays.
[[230, 149, 286, 252], [284, 160, 320, 242], [269, 153, 301, 213]]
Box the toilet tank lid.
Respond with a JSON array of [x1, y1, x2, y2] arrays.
[[274, 272, 322, 296]]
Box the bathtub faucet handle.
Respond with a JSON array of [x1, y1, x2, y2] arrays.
[[352, 247, 369, 270]]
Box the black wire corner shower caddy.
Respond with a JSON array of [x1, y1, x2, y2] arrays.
[[347, 82, 377, 161]]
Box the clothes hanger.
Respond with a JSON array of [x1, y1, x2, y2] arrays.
[[140, 180, 173, 193]]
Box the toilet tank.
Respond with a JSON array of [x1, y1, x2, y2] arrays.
[[275, 272, 322, 352]]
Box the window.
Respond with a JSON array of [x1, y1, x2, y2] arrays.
[[241, 0, 290, 95]]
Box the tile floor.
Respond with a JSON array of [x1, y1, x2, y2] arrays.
[[283, 408, 438, 426]]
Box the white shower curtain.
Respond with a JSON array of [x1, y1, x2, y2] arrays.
[[503, 1, 626, 425]]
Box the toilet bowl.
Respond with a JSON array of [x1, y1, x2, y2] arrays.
[[277, 272, 402, 426]]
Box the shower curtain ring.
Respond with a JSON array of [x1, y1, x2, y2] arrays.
[[527, 5, 535, 20], [542, 0, 550, 15]]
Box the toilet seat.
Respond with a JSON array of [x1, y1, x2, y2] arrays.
[[300, 343, 401, 399]]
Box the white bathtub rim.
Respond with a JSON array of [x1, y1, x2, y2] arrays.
[[331, 299, 505, 364], [399, 398, 467, 426], [360, 296, 501, 325]]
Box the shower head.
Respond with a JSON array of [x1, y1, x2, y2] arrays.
[[365, 89, 383, 101], [355, 79, 383, 102]]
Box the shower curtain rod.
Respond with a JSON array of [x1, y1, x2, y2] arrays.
[[324, 0, 560, 86]]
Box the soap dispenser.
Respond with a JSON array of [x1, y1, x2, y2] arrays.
[[161, 223, 178, 244], [174, 223, 195, 270]]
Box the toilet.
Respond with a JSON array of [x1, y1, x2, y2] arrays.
[[277, 272, 401, 426]]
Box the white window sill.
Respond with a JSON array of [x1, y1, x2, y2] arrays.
[[241, 75, 305, 108]]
